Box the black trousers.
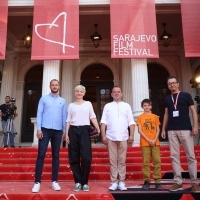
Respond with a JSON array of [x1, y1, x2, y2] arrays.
[[68, 125, 92, 185]]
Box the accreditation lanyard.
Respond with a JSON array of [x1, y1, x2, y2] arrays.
[[171, 91, 180, 110]]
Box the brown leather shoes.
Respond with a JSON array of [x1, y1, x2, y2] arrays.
[[192, 183, 200, 193], [169, 183, 183, 191]]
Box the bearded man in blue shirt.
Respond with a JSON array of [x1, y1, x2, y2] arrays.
[[32, 79, 67, 193]]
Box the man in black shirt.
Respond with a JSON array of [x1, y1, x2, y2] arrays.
[[161, 76, 200, 193], [0, 96, 17, 147]]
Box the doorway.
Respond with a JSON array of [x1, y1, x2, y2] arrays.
[[81, 64, 114, 141], [21, 65, 43, 142], [148, 63, 170, 141]]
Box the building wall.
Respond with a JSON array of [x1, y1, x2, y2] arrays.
[[1, 51, 200, 146], [1, 0, 200, 146]]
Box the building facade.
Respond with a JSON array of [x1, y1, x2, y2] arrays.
[[0, 0, 200, 146]]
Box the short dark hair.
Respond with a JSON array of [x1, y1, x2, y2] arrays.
[[167, 76, 178, 83], [112, 86, 122, 92], [5, 96, 10, 99], [141, 99, 152, 107], [50, 79, 59, 86]]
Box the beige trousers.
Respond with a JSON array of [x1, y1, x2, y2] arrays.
[[168, 130, 198, 184], [107, 138, 127, 183]]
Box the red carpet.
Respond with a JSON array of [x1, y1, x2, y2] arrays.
[[0, 146, 200, 200], [1, 146, 200, 181], [0, 180, 198, 200]]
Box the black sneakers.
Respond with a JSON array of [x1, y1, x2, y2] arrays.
[[155, 183, 163, 190], [142, 181, 163, 190], [142, 181, 150, 189]]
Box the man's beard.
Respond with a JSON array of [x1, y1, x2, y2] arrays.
[[51, 89, 58, 93]]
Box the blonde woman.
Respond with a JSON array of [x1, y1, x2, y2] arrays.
[[66, 85, 100, 192]]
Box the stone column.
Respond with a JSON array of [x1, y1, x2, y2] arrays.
[[15, 81, 24, 146], [31, 118, 38, 147], [61, 60, 73, 104], [0, 52, 15, 103], [42, 60, 60, 96], [11, 57, 20, 98], [131, 59, 149, 146], [32, 60, 60, 146], [122, 59, 132, 106]]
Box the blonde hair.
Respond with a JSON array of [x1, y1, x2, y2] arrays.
[[74, 85, 86, 93]]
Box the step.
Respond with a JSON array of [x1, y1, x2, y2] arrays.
[[1, 146, 200, 153], [0, 146, 200, 181], [1, 162, 200, 173], [0, 170, 176, 181], [1, 156, 200, 165], [0, 151, 195, 159]]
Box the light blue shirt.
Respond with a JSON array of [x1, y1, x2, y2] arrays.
[[36, 93, 67, 133]]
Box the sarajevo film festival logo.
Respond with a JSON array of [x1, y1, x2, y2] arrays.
[[35, 12, 74, 54]]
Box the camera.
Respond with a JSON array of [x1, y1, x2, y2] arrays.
[[194, 95, 200, 104], [7, 98, 17, 118], [10, 98, 16, 104]]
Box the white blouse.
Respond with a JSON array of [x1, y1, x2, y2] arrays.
[[66, 101, 96, 126]]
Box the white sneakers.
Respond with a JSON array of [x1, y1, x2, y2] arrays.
[[31, 181, 61, 193], [109, 182, 118, 191], [109, 182, 127, 191], [52, 181, 61, 191], [118, 181, 127, 191], [32, 182, 40, 193]]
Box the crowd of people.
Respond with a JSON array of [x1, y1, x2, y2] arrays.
[[4, 77, 198, 193]]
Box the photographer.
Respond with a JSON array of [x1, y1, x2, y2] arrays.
[[0, 96, 18, 148]]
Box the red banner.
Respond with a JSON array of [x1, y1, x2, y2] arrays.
[[0, 0, 8, 60], [181, 0, 200, 57], [31, 0, 79, 60], [110, 0, 158, 58]]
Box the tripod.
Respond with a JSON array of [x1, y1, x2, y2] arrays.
[[1, 116, 16, 147]]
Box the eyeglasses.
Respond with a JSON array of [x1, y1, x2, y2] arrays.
[[167, 82, 178, 86]]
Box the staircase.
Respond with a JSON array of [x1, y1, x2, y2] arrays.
[[0, 146, 200, 181]]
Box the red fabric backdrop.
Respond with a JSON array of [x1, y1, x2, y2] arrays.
[[181, 0, 200, 57], [0, 0, 8, 60], [110, 0, 159, 58], [31, 0, 79, 60]]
